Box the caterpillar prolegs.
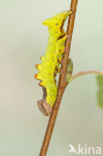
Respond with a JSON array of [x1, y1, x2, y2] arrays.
[[34, 11, 72, 116]]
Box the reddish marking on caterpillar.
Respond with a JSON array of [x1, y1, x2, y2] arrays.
[[35, 64, 39, 69], [38, 81, 43, 87], [34, 74, 37, 79], [57, 58, 62, 64]]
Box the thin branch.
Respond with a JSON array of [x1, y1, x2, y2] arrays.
[[71, 70, 103, 81], [39, 0, 78, 155]]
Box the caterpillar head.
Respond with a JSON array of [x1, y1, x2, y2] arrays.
[[42, 11, 72, 37], [37, 99, 52, 116]]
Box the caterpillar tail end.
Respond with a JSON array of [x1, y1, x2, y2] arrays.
[[37, 99, 52, 116]]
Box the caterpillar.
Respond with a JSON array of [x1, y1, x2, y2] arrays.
[[34, 11, 72, 116]]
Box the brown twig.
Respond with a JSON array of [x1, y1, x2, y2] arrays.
[[39, 0, 78, 155]]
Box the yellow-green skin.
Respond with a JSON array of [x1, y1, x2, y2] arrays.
[[35, 11, 71, 106]]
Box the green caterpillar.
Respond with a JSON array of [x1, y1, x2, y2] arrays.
[[34, 11, 72, 116]]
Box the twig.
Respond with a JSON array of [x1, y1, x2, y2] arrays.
[[72, 70, 103, 81], [39, 0, 78, 155]]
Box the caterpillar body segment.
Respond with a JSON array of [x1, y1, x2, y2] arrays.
[[35, 11, 72, 116]]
